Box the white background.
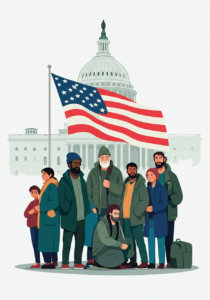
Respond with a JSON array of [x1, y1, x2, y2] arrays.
[[0, 0, 209, 299]]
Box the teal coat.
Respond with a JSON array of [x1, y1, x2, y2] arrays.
[[87, 160, 123, 214], [163, 163, 183, 221], [38, 181, 60, 253], [58, 169, 90, 232], [121, 173, 149, 227]]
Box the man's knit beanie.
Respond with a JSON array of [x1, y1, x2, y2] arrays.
[[98, 146, 111, 158]]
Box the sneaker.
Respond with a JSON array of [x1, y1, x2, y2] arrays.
[[167, 263, 171, 268], [87, 259, 94, 265], [30, 263, 41, 268], [120, 263, 133, 269], [52, 262, 58, 267], [74, 264, 85, 269], [41, 263, 55, 269], [157, 264, 165, 269], [135, 262, 148, 269], [61, 264, 70, 269], [148, 263, 155, 269]]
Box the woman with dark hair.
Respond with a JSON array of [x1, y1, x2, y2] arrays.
[[35, 167, 60, 269]]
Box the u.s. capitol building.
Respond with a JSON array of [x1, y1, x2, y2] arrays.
[[8, 22, 201, 178]]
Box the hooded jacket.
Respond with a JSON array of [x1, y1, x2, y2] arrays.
[[58, 169, 90, 232], [121, 173, 149, 227], [87, 160, 123, 215], [144, 180, 168, 238], [92, 215, 124, 257], [162, 163, 183, 221]]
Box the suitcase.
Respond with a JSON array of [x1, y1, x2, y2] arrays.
[[170, 238, 192, 268]]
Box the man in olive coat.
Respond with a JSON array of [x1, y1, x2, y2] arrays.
[[153, 151, 183, 268], [122, 162, 149, 269], [58, 152, 90, 270], [86, 146, 123, 264]]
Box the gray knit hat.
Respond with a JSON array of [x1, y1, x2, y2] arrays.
[[98, 146, 111, 158]]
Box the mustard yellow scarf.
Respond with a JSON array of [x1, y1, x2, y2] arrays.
[[37, 178, 59, 229]]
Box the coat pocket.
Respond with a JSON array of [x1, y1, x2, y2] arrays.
[[44, 213, 56, 226]]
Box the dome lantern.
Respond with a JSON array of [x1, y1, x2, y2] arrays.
[[97, 20, 110, 56]]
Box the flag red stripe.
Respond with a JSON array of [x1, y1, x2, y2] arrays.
[[97, 88, 134, 102], [68, 124, 127, 143], [98, 112, 167, 132], [104, 101, 163, 118], [65, 110, 169, 146]]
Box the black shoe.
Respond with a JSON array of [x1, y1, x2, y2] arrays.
[[128, 262, 138, 268], [148, 263, 155, 269], [41, 263, 55, 269]]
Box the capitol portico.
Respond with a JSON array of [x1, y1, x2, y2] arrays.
[[8, 21, 201, 177]]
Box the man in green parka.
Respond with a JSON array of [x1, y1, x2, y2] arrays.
[[86, 146, 123, 263], [92, 204, 134, 269], [122, 162, 149, 269], [58, 152, 90, 270], [153, 151, 183, 268]]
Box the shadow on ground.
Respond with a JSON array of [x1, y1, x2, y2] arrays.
[[15, 262, 199, 276]]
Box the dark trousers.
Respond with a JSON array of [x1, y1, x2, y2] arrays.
[[87, 208, 107, 260], [42, 252, 58, 263], [62, 219, 85, 264], [30, 227, 40, 263], [123, 219, 148, 263], [165, 221, 175, 263]]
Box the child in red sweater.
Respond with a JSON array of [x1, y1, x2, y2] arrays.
[[24, 185, 41, 268]]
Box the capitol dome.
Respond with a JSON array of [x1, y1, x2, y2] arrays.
[[78, 21, 137, 102]]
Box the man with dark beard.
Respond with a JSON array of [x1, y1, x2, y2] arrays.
[[58, 152, 90, 270], [153, 152, 183, 268], [92, 204, 134, 269], [121, 162, 149, 269]]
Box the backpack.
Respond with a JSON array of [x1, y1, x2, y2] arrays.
[[170, 238, 192, 268]]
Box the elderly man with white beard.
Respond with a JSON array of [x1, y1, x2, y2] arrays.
[[85, 146, 124, 266]]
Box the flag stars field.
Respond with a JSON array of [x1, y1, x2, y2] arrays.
[[61, 91, 66, 95]]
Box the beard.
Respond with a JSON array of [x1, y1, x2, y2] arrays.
[[71, 166, 81, 174], [128, 173, 137, 179], [111, 215, 119, 223], [155, 162, 165, 169], [99, 159, 110, 168]]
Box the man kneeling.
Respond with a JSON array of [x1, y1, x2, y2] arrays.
[[92, 204, 134, 269]]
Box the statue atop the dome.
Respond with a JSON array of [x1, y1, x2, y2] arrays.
[[101, 20, 106, 31], [99, 20, 108, 40]]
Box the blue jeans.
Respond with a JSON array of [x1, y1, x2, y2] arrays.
[[30, 227, 40, 263], [148, 218, 165, 264]]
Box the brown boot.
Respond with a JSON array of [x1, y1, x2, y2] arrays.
[[167, 263, 171, 268], [136, 262, 148, 269], [120, 263, 133, 269]]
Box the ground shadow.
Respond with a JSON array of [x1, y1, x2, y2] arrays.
[[15, 262, 199, 276]]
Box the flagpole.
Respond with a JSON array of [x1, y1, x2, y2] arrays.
[[47, 65, 51, 167]]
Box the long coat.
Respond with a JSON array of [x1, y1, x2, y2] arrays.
[[84, 203, 98, 247], [121, 174, 149, 227], [163, 163, 183, 221], [144, 180, 168, 238], [58, 169, 90, 232], [38, 179, 60, 253], [87, 160, 123, 215]]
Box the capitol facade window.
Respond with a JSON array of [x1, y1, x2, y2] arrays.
[[24, 147, 27, 150], [34, 157, 36, 161], [44, 157, 47, 165], [57, 147, 60, 150], [33, 148, 36, 151], [89, 72, 91, 76], [57, 157, 60, 165], [93, 72, 95, 76], [24, 156, 27, 161], [102, 72, 104, 76], [111, 72, 113, 76], [98, 72, 99, 76], [15, 156, 18, 161], [15, 147, 18, 150], [44, 147, 47, 150]]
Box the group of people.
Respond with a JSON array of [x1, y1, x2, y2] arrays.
[[24, 146, 183, 270]]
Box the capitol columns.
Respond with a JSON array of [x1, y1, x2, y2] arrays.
[[140, 147, 142, 170], [114, 144, 118, 165], [128, 144, 131, 163], [93, 144, 97, 163], [120, 144, 123, 170], [85, 144, 89, 170], [145, 148, 148, 170]]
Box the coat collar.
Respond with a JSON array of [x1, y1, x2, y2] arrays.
[[147, 180, 161, 190], [62, 169, 84, 186], [124, 173, 145, 189]]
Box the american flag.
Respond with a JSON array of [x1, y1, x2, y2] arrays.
[[52, 73, 169, 151]]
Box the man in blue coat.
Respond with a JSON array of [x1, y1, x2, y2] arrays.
[[58, 152, 90, 270]]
